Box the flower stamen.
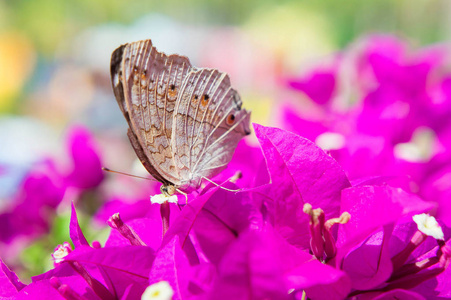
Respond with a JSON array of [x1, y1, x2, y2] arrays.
[[52, 242, 72, 266], [303, 203, 350, 262]]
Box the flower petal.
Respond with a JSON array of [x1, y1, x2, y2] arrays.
[[64, 125, 104, 189], [150, 236, 212, 300], [0, 258, 26, 297], [210, 229, 289, 300], [253, 123, 351, 249], [337, 185, 435, 260], [192, 186, 262, 265], [70, 202, 89, 247]]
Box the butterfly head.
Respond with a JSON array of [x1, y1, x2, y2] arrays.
[[160, 184, 176, 196]]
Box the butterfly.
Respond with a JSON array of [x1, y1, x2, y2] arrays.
[[110, 39, 251, 197]]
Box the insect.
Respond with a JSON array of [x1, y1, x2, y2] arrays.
[[110, 39, 251, 197]]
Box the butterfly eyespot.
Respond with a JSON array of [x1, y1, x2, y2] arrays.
[[226, 113, 236, 126], [201, 94, 210, 107], [168, 84, 177, 98], [133, 67, 138, 73]]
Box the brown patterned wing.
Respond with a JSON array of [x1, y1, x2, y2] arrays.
[[172, 68, 251, 192], [110, 40, 193, 185]]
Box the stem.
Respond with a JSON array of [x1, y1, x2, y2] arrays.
[[161, 202, 170, 236]]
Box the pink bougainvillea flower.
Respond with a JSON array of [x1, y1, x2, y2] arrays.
[[3, 119, 450, 299], [0, 258, 26, 297], [0, 203, 155, 300], [210, 228, 290, 300], [287, 65, 337, 106], [153, 171, 350, 299], [252, 123, 351, 250], [212, 223, 352, 300], [149, 235, 214, 300], [64, 125, 104, 190], [0, 125, 104, 261], [336, 185, 436, 265], [283, 35, 451, 224], [0, 166, 65, 250], [297, 167, 451, 298], [0, 267, 63, 300], [328, 184, 451, 298], [251, 124, 451, 299], [421, 164, 451, 226]]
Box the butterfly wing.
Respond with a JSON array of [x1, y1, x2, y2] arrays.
[[110, 40, 193, 185], [172, 69, 251, 192]]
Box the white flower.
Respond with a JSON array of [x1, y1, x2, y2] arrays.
[[413, 213, 444, 240], [150, 194, 178, 204], [52, 242, 72, 264], [141, 281, 174, 300]]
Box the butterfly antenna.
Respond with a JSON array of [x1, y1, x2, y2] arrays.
[[102, 167, 157, 181], [201, 171, 243, 193]]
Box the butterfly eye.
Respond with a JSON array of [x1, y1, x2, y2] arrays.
[[226, 113, 236, 126], [201, 94, 209, 107]]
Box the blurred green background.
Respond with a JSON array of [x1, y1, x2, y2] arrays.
[[2, 0, 450, 116], [3, 0, 449, 55]]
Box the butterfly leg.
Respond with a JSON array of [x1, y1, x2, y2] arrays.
[[176, 188, 188, 205]]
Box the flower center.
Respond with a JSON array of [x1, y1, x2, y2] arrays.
[[141, 281, 174, 300], [52, 242, 72, 265]]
